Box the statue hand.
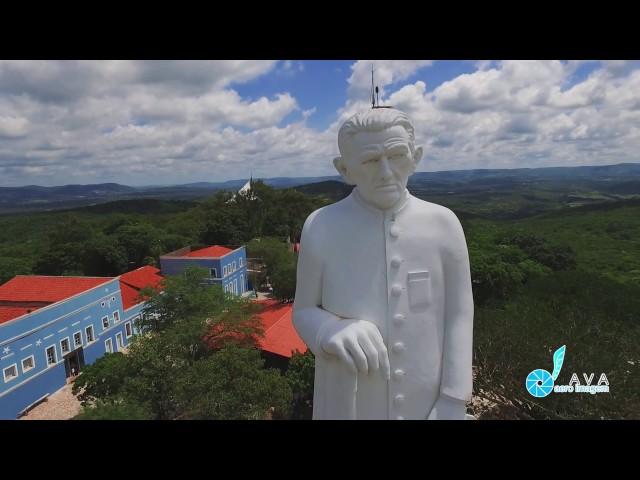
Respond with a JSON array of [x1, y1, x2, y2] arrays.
[[427, 395, 467, 420], [320, 319, 390, 380]]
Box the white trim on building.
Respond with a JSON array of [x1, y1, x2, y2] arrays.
[[21, 355, 35, 374], [60, 337, 71, 355], [73, 331, 83, 348], [3, 363, 18, 383]]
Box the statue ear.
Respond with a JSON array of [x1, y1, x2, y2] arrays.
[[412, 145, 424, 171], [333, 156, 356, 185]]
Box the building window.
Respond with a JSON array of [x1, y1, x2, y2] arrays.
[[210, 268, 217, 278], [105, 338, 113, 354], [239, 258, 243, 267], [102, 316, 109, 329], [21, 355, 35, 373], [125, 322, 133, 338], [60, 337, 70, 355], [116, 332, 124, 350], [113, 311, 120, 323], [240, 274, 244, 293], [111, 296, 116, 302], [101, 301, 106, 308], [233, 261, 237, 271], [46, 346, 57, 366], [85, 325, 95, 343], [73, 331, 83, 348], [3, 364, 18, 383], [223, 266, 227, 276]]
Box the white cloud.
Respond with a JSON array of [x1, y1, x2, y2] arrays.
[[0, 60, 303, 185], [360, 60, 640, 173], [1, 60, 640, 187], [347, 60, 433, 101], [0, 116, 29, 138]]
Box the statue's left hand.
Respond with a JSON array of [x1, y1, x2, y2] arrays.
[[427, 395, 467, 420]]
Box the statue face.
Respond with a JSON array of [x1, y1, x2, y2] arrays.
[[338, 125, 420, 210]]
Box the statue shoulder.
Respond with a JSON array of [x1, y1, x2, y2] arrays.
[[302, 197, 352, 232], [410, 196, 461, 226]]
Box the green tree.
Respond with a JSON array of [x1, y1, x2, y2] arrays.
[[33, 244, 85, 276], [74, 399, 152, 420], [271, 256, 297, 302], [82, 235, 129, 276], [139, 266, 262, 354], [175, 344, 292, 419], [113, 223, 164, 267], [72, 352, 130, 406], [0, 257, 32, 283], [286, 350, 315, 419]]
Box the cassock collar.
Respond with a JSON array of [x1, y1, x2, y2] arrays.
[[351, 187, 412, 218]]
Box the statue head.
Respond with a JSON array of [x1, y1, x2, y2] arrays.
[[334, 108, 423, 210]]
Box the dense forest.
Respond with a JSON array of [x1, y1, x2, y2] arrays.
[[1, 179, 638, 419], [0, 181, 327, 283]]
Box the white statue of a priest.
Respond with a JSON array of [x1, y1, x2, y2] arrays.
[[292, 107, 474, 420]]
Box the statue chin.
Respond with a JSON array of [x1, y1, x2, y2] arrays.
[[361, 190, 403, 210]]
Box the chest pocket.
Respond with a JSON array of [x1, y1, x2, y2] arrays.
[[407, 270, 431, 312]]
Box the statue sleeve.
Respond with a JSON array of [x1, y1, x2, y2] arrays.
[[440, 210, 474, 402], [292, 211, 340, 355]]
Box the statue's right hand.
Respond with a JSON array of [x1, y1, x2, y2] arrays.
[[320, 319, 390, 380]]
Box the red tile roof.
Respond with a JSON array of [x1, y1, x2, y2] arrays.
[[0, 276, 113, 304], [185, 246, 233, 258], [0, 276, 114, 324], [254, 300, 307, 358], [119, 266, 163, 291], [118, 266, 164, 310], [0, 307, 32, 325], [119, 283, 144, 311]]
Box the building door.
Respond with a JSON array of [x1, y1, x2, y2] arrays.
[[63, 348, 83, 378], [240, 274, 244, 293], [234, 279, 238, 295]]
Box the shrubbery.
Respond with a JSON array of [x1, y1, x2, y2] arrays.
[[73, 267, 293, 420], [472, 271, 640, 419]]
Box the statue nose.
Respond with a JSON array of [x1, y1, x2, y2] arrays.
[[379, 156, 393, 179]]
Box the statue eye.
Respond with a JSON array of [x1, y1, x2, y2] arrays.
[[389, 149, 409, 160]]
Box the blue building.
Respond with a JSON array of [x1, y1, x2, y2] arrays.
[[0, 243, 248, 419], [0, 266, 163, 420], [160, 245, 249, 295]]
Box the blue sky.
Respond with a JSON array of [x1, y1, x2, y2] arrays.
[[0, 60, 639, 186]]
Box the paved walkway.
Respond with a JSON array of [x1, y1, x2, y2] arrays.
[[19, 382, 81, 420]]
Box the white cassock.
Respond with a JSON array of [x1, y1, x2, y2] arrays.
[[292, 188, 474, 420]]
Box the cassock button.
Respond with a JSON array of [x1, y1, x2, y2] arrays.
[[392, 342, 406, 354], [389, 225, 400, 238], [391, 285, 402, 297], [394, 394, 405, 406], [393, 369, 405, 380], [393, 313, 405, 325], [390, 256, 402, 268]]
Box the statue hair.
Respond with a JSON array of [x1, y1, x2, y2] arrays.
[[338, 108, 416, 156]]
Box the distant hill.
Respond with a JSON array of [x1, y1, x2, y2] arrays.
[[0, 183, 139, 213], [71, 198, 198, 215], [294, 180, 353, 200], [2, 163, 639, 214]]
